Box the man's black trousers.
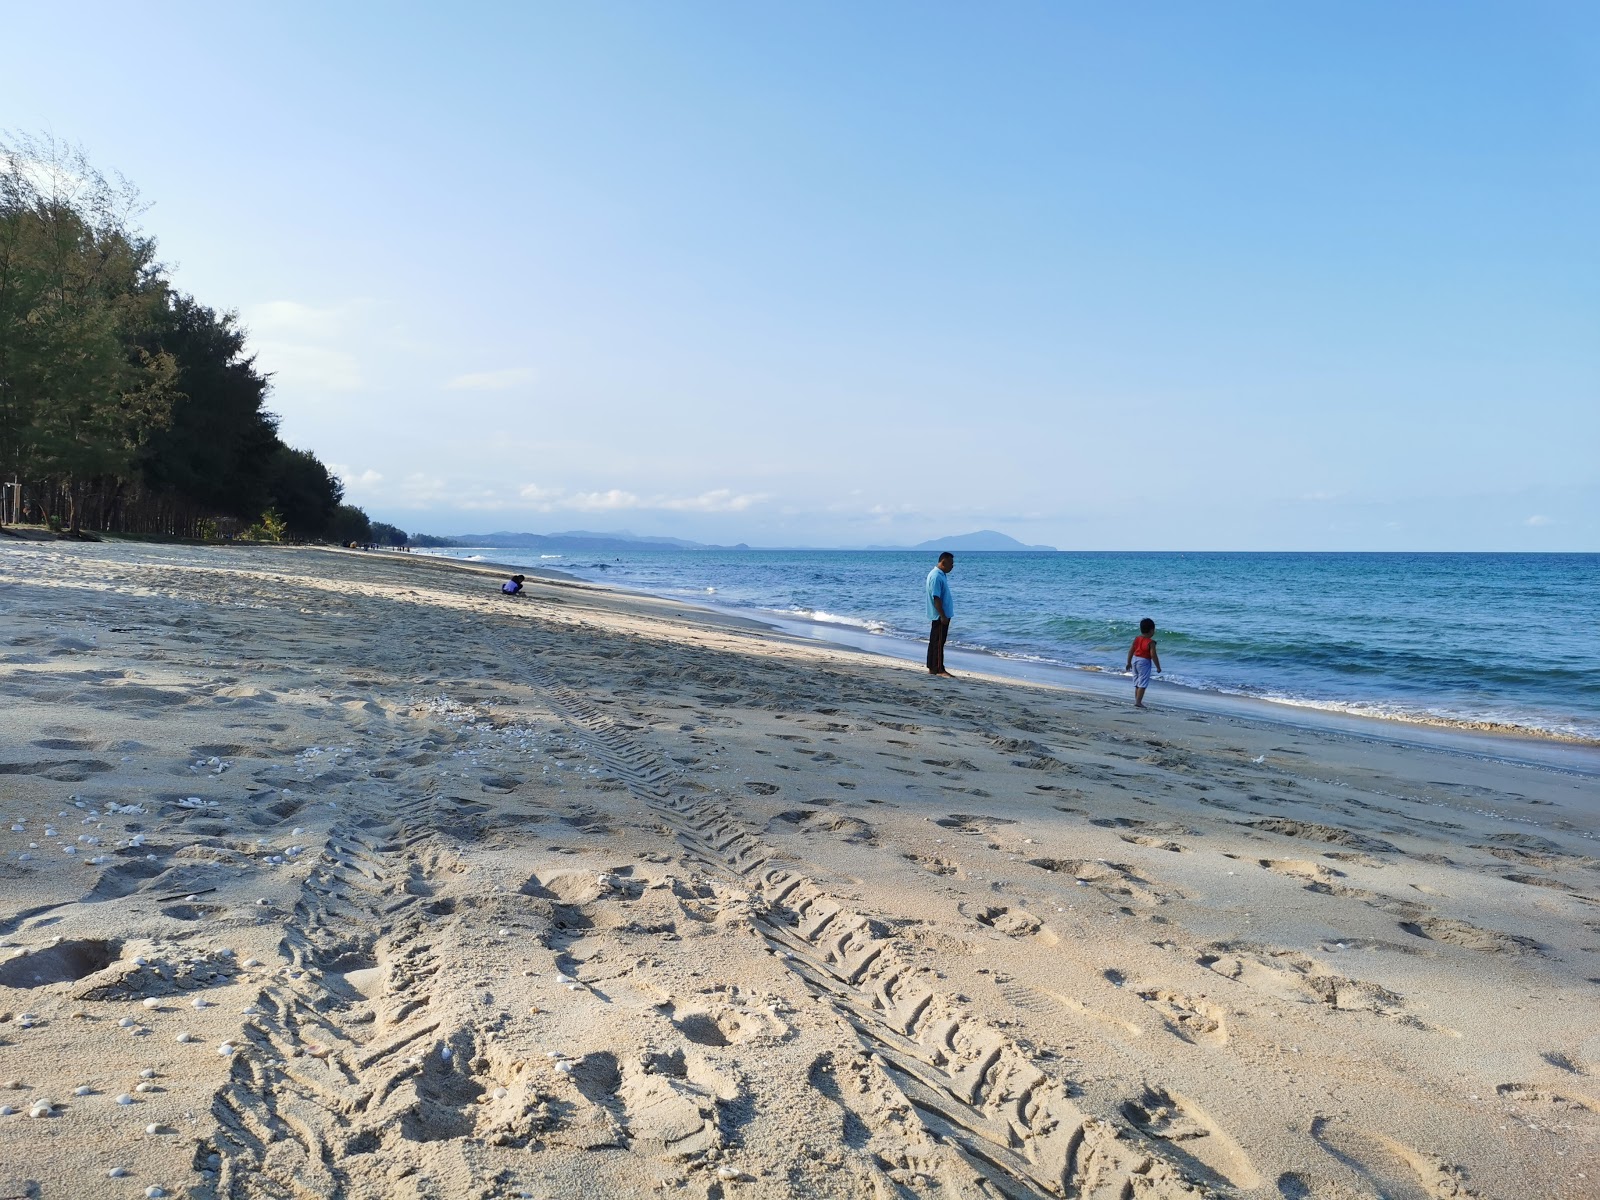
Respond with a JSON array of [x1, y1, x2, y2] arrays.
[[927, 619, 950, 673]]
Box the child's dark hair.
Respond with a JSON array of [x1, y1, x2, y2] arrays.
[[1139, 617, 1155, 635]]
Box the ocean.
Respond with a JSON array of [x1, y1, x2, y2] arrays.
[[422, 548, 1600, 744]]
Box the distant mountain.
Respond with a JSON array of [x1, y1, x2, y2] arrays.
[[868, 530, 1057, 552]]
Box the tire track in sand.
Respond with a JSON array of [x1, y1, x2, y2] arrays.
[[203, 785, 463, 1198], [528, 669, 1225, 1199]]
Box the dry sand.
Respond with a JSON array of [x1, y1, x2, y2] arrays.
[[0, 539, 1596, 1199]]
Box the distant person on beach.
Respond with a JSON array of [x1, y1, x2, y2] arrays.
[[925, 552, 955, 677], [1125, 617, 1161, 708], [501, 574, 526, 596]]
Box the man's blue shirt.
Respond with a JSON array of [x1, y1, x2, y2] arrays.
[[926, 566, 953, 622]]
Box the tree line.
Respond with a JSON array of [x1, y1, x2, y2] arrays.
[[0, 134, 404, 546]]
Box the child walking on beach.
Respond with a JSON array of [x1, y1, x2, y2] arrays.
[[1125, 618, 1161, 708]]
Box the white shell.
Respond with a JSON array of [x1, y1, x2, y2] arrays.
[[29, 1103, 51, 1118], [116, 1093, 135, 1105], [108, 1166, 130, 1177], [136, 1082, 156, 1093], [145, 1122, 162, 1134], [139, 1068, 157, 1079], [553, 1060, 574, 1074], [73, 1085, 93, 1096], [192, 997, 209, 1009], [142, 997, 161, 1009], [217, 1042, 236, 1056], [147, 1186, 167, 1198], [175, 1031, 194, 1043], [119, 1018, 139, 1029]]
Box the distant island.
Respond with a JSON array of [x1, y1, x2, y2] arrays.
[[419, 528, 1056, 552], [871, 530, 1058, 552]]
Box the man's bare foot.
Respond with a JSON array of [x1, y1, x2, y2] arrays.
[[1134, 702, 1146, 709], [937, 670, 955, 678]]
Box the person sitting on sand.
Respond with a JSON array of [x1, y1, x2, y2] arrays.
[[501, 574, 526, 596], [1125, 617, 1162, 708]]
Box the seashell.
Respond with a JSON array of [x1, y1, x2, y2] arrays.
[[73, 1085, 93, 1096], [216, 948, 235, 958], [553, 1060, 574, 1074], [146, 1122, 163, 1134], [136, 1082, 157, 1093], [116, 1093, 135, 1105], [142, 998, 160, 1009], [29, 1101, 52, 1118], [139, 1069, 156, 1079], [243, 958, 261, 968], [119, 1018, 139, 1029], [109, 1167, 130, 1177], [191, 997, 209, 1009], [146, 1185, 167, 1197], [0, 1105, 13, 1116], [217, 1042, 236, 1056], [440, 1046, 452, 1061], [175, 1031, 194, 1043], [498, 928, 510, 937]]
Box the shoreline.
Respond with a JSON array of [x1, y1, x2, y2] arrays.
[[413, 546, 1600, 772], [2, 538, 1598, 1198]]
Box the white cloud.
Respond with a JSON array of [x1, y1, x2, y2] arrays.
[[243, 300, 368, 393], [567, 489, 643, 512], [445, 367, 537, 391], [657, 489, 766, 512], [247, 300, 354, 338], [329, 464, 384, 494], [1525, 514, 1553, 526]]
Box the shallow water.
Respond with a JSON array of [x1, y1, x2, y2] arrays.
[[428, 548, 1600, 742]]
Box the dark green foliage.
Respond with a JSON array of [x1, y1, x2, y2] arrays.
[[370, 521, 407, 546], [327, 504, 372, 545], [266, 446, 343, 538], [0, 135, 385, 541], [137, 297, 277, 524]]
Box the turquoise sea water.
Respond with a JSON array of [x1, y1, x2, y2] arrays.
[[429, 548, 1600, 743]]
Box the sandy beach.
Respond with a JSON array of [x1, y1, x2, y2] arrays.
[[1, 539, 1596, 1200]]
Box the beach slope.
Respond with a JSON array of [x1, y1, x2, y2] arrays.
[[0, 541, 1596, 1198]]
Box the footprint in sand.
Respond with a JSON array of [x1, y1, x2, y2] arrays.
[[1133, 987, 1229, 1046], [958, 902, 1059, 945], [1398, 916, 1543, 956], [1119, 1086, 1261, 1189], [1310, 1116, 1478, 1198]]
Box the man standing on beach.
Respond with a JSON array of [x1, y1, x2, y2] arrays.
[[926, 552, 955, 677]]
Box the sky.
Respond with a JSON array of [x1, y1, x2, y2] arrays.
[[3, 3, 1596, 550]]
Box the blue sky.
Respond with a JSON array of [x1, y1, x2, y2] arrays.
[[4, 3, 1596, 549]]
